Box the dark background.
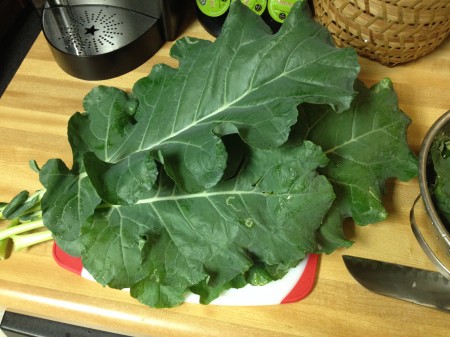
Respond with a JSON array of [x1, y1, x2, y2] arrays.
[[0, 0, 41, 96]]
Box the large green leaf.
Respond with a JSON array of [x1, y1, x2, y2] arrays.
[[83, 150, 158, 206], [39, 0, 358, 258], [295, 79, 418, 252], [0, 0, 420, 310], [39, 159, 101, 256], [72, 1, 358, 195], [79, 140, 334, 307]]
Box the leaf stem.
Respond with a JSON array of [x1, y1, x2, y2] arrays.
[[0, 203, 6, 220], [0, 219, 44, 241], [12, 230, 53, 252]]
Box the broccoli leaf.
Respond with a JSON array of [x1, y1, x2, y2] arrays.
[[39, 159, 101, 256], [34, 1, 419, 309], [39, 1, 358, 257], [80, 140, 334, 307], [83, 150, 158, 206], [69, 1, 358, 194], [295, 79, 418, 252]]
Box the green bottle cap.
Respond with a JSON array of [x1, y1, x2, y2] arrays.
[[267, 0, 299, 23], [196, 0, 231, 17], [236, 0, 267, 15]]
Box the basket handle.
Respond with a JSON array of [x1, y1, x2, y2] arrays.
[[410, 195, 450, 280]]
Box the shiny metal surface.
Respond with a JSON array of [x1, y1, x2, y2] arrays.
[[343, 255, 450, 313], [415, 109, 450, 278], [43, 0, 162, 17], [42, 5, 158, 56], [411, 195, 450, 280]]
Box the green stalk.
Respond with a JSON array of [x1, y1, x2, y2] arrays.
[[0, 219, 44, 241], [11, 230, 53, 252], [0, 238, 11, 260], [0, 202, 6, 220], [0, 218, 20, 260], [0, 189, 52, 258]]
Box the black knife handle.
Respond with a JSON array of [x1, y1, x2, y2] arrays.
[[0, 311, 129, 337]]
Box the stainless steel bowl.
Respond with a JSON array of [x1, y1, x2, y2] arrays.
[[411, 110, 450, 280]]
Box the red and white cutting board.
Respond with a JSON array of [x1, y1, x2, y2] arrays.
[[53, 243, 318, 305]]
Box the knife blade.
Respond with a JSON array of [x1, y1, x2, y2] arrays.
[[342, 255, 450, 313], [0, 309, 128, 337]]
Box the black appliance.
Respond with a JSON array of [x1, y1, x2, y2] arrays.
[[40, 0, 185, 80]]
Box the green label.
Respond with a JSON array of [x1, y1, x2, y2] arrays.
[[197, 0, 267, 17], [267, 0, 299, 23], [196, 0, 231, 17], [235, 0, 267, 15]]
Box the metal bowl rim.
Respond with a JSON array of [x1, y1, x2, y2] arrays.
[[418, 109, 450, 244]]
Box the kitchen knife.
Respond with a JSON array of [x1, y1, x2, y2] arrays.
[[342, 255, 450, 313], [0, 310, 128, 337]]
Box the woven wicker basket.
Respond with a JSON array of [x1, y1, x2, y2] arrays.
[[312, 0, 450, 66]]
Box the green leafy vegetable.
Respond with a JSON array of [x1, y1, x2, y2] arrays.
[[429, 133, 450, 229], [294, 79, 418, 252], [0, 189, 52, 259], [81, 139, 333, 307], [0, 1, 418, 308], [40, 1, 359, 259]]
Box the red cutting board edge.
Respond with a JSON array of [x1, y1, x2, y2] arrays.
[[52, 243, 318, 305]]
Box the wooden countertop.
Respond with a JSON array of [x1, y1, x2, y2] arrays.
[[1, 15, 450, 337]]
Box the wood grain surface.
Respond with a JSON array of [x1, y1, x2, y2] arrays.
[[0, 13, 449, 337]]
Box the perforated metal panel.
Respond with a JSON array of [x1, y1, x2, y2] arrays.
[[43, 5, 158, 56], [40, 0, 184, 80]]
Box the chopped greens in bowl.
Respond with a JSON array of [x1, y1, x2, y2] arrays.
[[429, 129, 450, 231]]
